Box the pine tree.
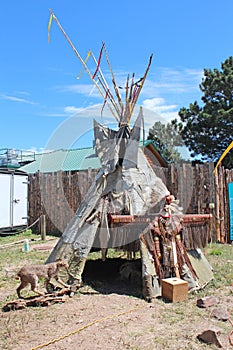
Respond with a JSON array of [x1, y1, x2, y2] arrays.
[[173, 57, 233, 168]]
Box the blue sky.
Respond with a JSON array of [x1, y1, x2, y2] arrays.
[[1, 0, 233, 153]]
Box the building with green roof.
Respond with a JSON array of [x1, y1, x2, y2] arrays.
[[20, 140, 167, 174]]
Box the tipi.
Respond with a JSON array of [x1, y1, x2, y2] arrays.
[[46, 10, 212, 301]]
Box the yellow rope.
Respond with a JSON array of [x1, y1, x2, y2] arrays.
[[31, 304, 144, 350]]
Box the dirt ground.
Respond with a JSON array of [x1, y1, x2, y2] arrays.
[[0, 247, 233, 350]]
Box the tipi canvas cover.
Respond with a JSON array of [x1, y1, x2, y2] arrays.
[[47, 108, 172, 289]]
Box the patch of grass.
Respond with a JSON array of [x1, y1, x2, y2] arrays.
[[0, 232, 51, 268], [153, 336, 170, 347], [0, 230, 56, 306], [88, 248, 141, 261], [204, 243, 233, 288], [0, 229, 34, 243], [206, 243, 233, 259], [209, 248, 223, 256]]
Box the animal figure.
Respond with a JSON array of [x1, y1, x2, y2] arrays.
[[16, 259, 69, 298]]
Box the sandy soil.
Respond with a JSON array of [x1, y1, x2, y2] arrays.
[[1, 255, 233, 350], [0, 258, 233, 350]]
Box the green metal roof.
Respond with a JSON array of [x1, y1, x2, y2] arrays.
[[20, 140, 166, 174], [20, 148, 101, 174]]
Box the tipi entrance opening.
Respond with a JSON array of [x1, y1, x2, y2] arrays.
[[82, 255, 142, 298]]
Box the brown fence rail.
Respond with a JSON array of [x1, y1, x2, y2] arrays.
[[28, 163, 233, 242]]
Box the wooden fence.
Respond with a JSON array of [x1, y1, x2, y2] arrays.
[[28, 163, 233, 243]]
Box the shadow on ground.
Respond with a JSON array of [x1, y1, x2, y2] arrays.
[[82, 258, 143, 299]]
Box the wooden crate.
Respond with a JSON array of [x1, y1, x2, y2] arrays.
[[161, 278, 188, 302]]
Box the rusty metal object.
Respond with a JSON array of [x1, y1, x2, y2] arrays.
[[109, 213, 212, 225], [182, 214, 212, 224]]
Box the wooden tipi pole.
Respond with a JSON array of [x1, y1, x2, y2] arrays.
[[49, 9, 119, 122]]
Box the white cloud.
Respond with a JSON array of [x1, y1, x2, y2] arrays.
[[24, 147, 50, 154], [63, 95, 179, 129], [133, 67, 203, 127], [142, 97, 177, 112], [64, 106, 87, 114], [0, 93, 36, 104], [55, 66, 203, 101], [142, 67, 203, 96], [141, 97, 179, 125], [56, 84, 101, 98], [64, 103, 101, 116], [64, 103, 116, 124], [50, 66, 203, 128]]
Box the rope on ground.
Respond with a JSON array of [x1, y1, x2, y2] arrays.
[[31, 304, 144, 350]]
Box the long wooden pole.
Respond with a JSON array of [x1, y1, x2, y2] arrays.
[[131, 54, 153, 112], [91, 52, 109, 92], [91, 52, 121, 121], [49, 9, 119, 121], [103, 44, 124, 117]]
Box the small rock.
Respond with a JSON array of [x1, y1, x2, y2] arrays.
[[76, 319, 83, 324], [211, 307, 229, 321], [197, 328, 223, 348], [196, 296, 219, 308]]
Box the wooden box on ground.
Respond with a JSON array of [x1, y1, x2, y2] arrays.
[[161, 278, 188, 302]]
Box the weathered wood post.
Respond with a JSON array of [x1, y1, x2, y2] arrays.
[[40, 215, 46, 241], [214, 171, 221, 242]]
